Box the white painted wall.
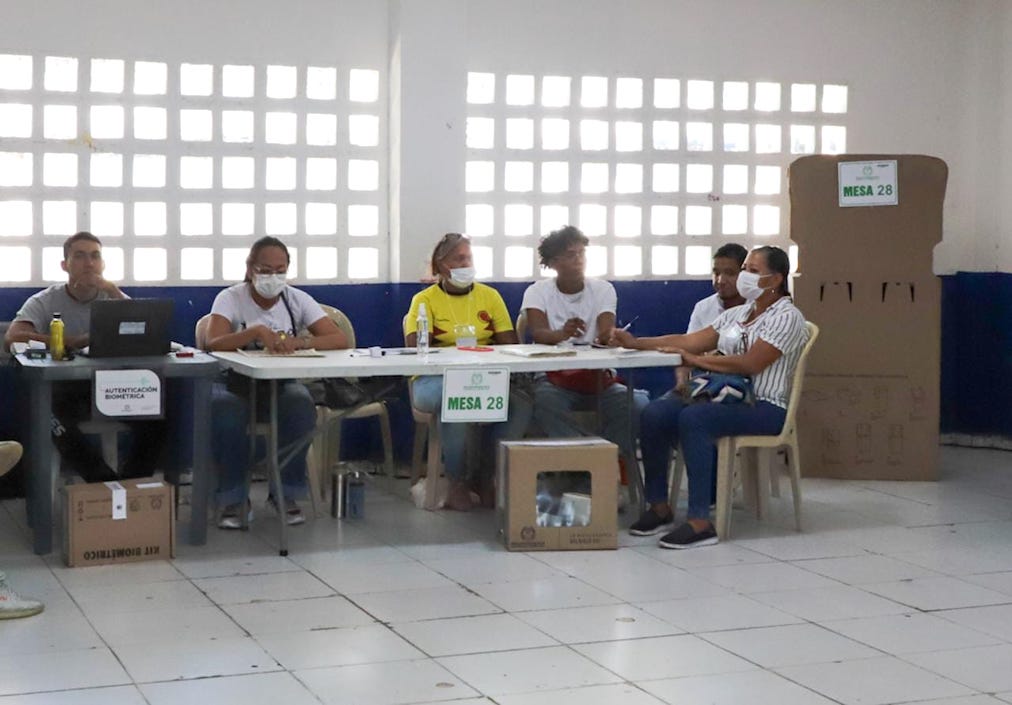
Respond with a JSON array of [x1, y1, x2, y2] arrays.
[[1, 0, 1007, 276], [456, 0, 995, 275]]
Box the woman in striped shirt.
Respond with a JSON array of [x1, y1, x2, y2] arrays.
[[610, 246, 809, 549]]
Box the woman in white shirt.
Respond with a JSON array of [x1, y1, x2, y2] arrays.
[[611, 246, 808, 549], [204, 237, 347, 528]]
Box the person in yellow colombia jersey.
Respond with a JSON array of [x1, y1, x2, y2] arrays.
[[404, 233, 532, 511]]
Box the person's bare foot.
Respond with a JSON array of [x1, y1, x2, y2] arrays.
[[445, 481, 475, 511]]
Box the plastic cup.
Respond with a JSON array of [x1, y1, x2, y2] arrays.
[[454, 324, 477, 348]]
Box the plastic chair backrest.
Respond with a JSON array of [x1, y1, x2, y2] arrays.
[[781, 321, 820, 435], [319, 304, 356, 348], [194, 313, 212, 350], [515, 310, 528, 343]]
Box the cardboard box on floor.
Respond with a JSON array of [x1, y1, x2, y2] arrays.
[[497, 438, 617, 551], [789, 154, 947, 480], [62, 478, 175, 567]]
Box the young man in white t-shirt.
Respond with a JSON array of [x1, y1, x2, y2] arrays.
[[686, 243, 748, 333], [676, 243, 749, 389], [521, 225, 646, 463]]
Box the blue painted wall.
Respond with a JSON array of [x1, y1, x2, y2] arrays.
[[940, 272, 1012, 437], [1, 273, 1006, 483]]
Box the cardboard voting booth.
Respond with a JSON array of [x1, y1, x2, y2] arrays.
[[789, 155, 947, 480]]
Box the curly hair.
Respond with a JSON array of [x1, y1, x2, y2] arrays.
[[537, 225, 589, 267]]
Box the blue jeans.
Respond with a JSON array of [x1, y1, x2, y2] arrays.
[[212, 380, 315, 506], [411, 375, 533, 482], [640, 392, 786, 520], [532, 377, 648, 459]]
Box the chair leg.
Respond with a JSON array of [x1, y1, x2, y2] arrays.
[[305, 445, 320, 517], [739, 447, 759, 517], [411, 421, 427, 485], [754, 448, 771, 520], [422, 420, 441, 510], [787, 440, 803, 531], [624, 450, 644, 513], [313, 408, 331, 503], [770, 449, 783, 498], [378, 407, 395, 477], [714, 438, 736, 539], [330, 421, 344, 500]]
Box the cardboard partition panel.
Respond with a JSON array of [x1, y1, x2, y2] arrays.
[[790, 155, 946, 480]]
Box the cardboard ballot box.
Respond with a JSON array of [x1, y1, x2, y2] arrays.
[[62, 478, 175, 567], [497, 438, 617, 551]]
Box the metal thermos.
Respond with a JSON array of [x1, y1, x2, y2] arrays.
[[332, 471, 365, 519], [345, 471, 365, 518]]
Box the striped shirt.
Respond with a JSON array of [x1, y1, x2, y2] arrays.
[[711, 297, 808, 409]]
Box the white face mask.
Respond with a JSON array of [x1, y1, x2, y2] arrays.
[[736, 271, 769, 302], [448, 266, 476, 288], [253, 273, 287, 299]]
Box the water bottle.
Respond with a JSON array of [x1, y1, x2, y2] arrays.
[[416, 302, 429, 357], [49, 312, 65, 361]]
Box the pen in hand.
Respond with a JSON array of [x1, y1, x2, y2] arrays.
[[619, 316, 639, 332]]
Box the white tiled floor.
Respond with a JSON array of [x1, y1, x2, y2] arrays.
[[2, 446, 1012, 704]]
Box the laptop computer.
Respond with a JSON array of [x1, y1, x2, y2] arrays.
[[86, 299, 174, 358]]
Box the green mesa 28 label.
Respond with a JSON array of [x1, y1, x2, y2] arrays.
[[441, 367, 510, 422]]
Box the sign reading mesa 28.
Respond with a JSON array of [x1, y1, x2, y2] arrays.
[[441, 367, 510, 423], [838, 160, 898, 207]]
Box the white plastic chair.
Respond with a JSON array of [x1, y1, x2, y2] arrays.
[[668, 321, 819, 538], [310, 305, 395, 506]]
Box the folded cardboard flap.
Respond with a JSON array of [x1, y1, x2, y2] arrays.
[[818, 281, 853, 303], [789, 154, 947, 279]]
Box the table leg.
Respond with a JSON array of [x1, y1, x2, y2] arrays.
[[29, 380, 53, 555], [268, 380, 289, 556], [187, 375, 212, 545]]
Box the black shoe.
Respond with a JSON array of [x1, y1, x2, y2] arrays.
[[658, 522, 719, 550], [629, 508, 674, 536]]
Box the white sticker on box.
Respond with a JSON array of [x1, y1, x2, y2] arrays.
[[103, 481, 127, 520], [135, 482, 164, 489]]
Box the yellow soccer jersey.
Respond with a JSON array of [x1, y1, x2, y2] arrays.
[[406, 283, 513, 347]]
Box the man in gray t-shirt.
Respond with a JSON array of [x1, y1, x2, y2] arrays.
[[4, 232, 164, 482]]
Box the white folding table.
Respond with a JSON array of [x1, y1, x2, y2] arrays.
[[212, 345, 680, 555]]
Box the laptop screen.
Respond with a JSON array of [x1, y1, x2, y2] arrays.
[[87, 299, 174, 358]]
